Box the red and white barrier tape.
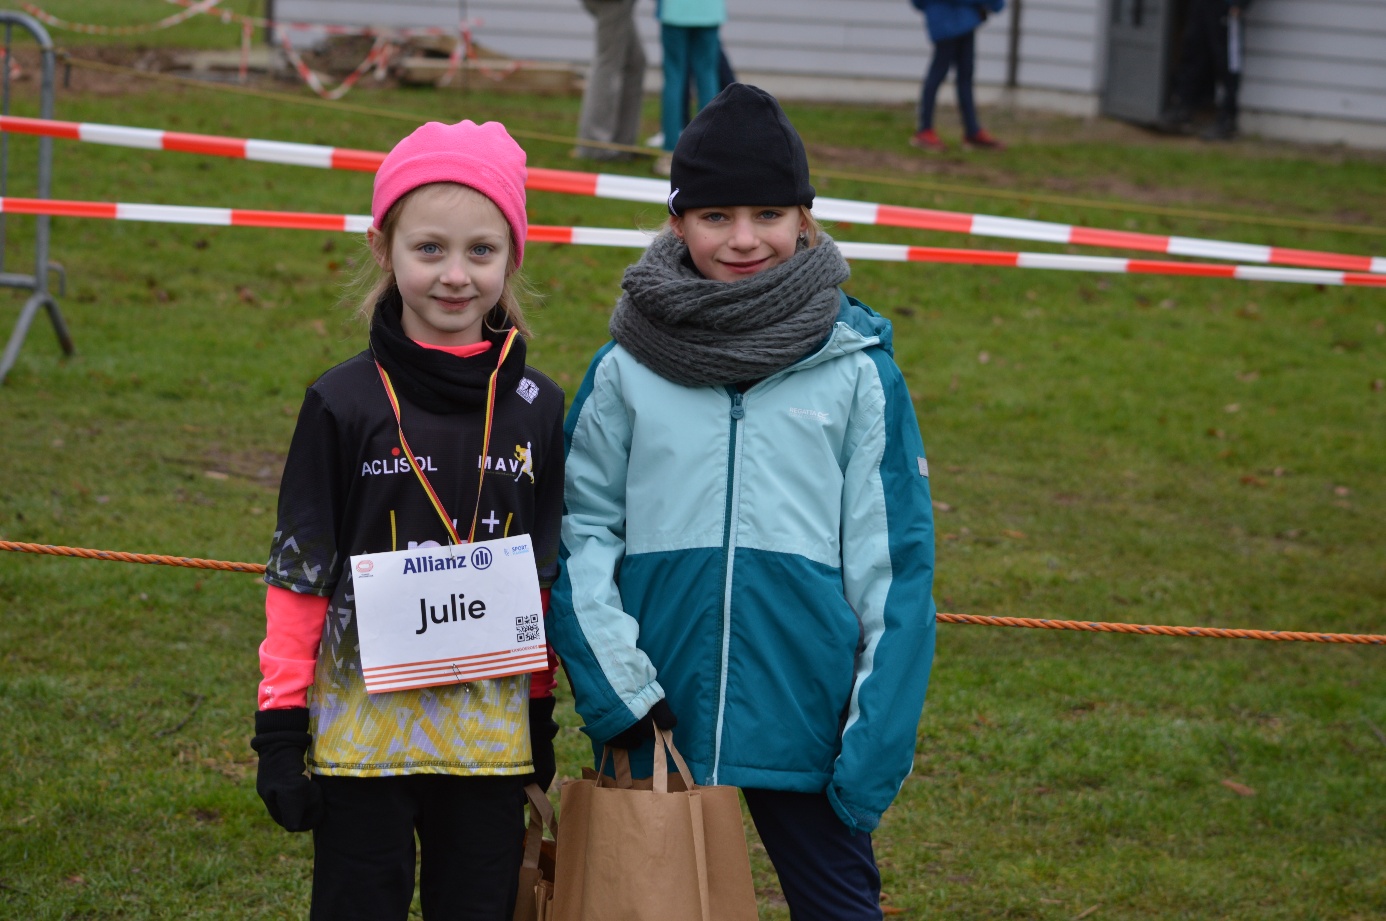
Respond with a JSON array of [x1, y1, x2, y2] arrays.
[[575, 180, 1386, 276], [276, 23, 499, 97], [3, 115, 1380, 276], [22, 0, 468, 40], [0, 115, 385, 171], [4, 195, 1384, 288], [0, 49, 22, 80], [0, 195, 374, 233], [161, 0, 472, 37], [27, 0, 482, 101], [21, 0, 223, 36], [278, 32, 394, 101]]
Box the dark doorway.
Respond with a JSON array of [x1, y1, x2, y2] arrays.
[[1100, 0, 1193, 125]]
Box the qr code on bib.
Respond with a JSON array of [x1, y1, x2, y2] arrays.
[[515, 613, 540, 643]]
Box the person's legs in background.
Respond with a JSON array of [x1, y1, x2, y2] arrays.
[[657, 23, 717, 175], [659, 22, 692, 157], [576, 0, 646, 160], [953, 31, 1002, 148], [611, 0, 649, 153], [686, 26, 722, 115], [912, 34, 960, 151], [716, 44, 736, 90], [684, 40, 736, 126], [952, 30, 981, 137]]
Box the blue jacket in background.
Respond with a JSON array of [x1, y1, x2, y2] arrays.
[[550, 292, 937, 833], [912, 0, 1005, 43]]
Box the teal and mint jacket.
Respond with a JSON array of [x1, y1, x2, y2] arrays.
[[549, 292, 936, 832]]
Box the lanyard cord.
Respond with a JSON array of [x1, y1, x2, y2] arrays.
[[373, 327, 519, 545], [469, 328, 519, 541]]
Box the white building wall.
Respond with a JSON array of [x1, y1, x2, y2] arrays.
[[276, 0, 1386, 147], [1243, 0, 1386, 124]]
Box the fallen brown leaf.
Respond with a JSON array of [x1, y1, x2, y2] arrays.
[[1221, 779, 1256, 796]]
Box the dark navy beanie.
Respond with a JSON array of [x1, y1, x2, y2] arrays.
[[667, 83, 815, 216]]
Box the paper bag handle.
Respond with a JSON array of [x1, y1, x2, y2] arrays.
[[596, 744, 635, 788], [650, 726, 697, 793], [596, 721, 698, 792], [521, 782, 557, 869]]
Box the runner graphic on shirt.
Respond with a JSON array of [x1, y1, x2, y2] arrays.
[[514, 442, 534, 483]]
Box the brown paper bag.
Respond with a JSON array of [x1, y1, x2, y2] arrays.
[[552, 728, 758, 921], [514, 782, 558, 921]]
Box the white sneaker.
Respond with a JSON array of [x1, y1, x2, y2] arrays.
[[645, 132, 664, 148]]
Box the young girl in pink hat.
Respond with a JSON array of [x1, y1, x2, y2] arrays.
[[250, 119, 564, 920]]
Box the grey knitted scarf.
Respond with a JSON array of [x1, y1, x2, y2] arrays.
[[608, 232, 850, 387]]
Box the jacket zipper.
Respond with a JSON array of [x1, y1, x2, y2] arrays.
[[712, 388, 746, 784]]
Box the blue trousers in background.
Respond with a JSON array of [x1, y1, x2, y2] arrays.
[[917, 30, 980, 136], [660, 23, 721, 152]]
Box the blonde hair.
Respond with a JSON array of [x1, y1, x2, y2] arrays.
[[351, 183, 534, 338]]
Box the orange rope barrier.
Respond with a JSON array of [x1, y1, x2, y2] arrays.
[[934, 612, 1383, 645], [0, 540, 265, 573], [2, 540, 1381, 644]]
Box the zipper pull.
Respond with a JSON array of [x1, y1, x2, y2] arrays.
[[730, 391, 745, 421]]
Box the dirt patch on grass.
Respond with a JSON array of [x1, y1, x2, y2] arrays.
[[202, 446, 285, 490], [4, 45, 185, 96]]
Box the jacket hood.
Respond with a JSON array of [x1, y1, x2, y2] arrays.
[[837, 291, 895, 354], [790, 291, 894, 376]]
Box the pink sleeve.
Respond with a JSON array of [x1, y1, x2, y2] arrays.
[[258, 585, 329, 710], [529, 587, 558, 699]]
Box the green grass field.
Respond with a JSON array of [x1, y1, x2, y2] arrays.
[[1, 6, 1384, 918]]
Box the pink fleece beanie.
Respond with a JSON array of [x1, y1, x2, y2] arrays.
[[371, 119, 529, 267]]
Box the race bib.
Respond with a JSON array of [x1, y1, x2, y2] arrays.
[[349, 534, 546, 694]]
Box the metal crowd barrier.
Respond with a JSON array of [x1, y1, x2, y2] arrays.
[[0, 10, 72, 385]]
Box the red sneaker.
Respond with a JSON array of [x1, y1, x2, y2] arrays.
[[963, 129, 1005, 151], [909, 129, 946, 152]]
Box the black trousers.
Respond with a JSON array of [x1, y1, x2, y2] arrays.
[[743, 788, 884, 921], [309, 774, 525, 921]]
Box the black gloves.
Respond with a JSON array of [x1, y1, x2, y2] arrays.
[[525, 695, 560, 791], [605, 698, 678, 749], [251, 708, 323, 832]]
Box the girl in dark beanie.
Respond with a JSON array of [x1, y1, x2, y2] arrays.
[[549, 84, 938, 921]]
